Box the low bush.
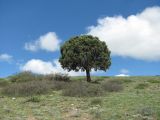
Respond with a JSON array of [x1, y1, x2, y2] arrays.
[[1, 80, 54, 96], [135, 83, 148, 89], [89, 105, 104, 120], [147, 79, 160, 83], [136, 106, 155, 117], [90, 98, 103, 106], [0, 79, 9, 87], [53, 73, 70, 81], [121, 79, 132, 83], [44, 73, 70, 82], [25, 96, 41, 102], [9, 71, 42, 83], [52, 81, 69, 90], [62, 81, 104, 97], [102, 80, 123, 92]]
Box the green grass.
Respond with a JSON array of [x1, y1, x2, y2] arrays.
[[0, 76, 160, 120]]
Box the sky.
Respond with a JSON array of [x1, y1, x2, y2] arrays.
[[0, 0, 160, 77]]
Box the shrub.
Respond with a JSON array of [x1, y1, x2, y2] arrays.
[[121, 79, 132, 83], [26, 96, 41, 102], [9, 71, 42, 83], [52, 81, 69, 90], [62, 81, 104, 97], [0, 79, 9, 87], [1, 80, 53, 96], [44, 73, 70, 82], [137, 106, 155, 117], [89, 105, 104, 120], [102, 80, 123, 92], [53, 73, 70, 81], [135, 83, 148, 89], [90, 98, 103, 106], [147, 79, 160, 83]]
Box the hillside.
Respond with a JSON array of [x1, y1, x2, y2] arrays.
[[0, 76, 160, 120]]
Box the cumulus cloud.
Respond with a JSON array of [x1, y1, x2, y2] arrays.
[[115, 68, 130, 77], [0, 53, 13, 62], [25, 32, 60, 52], [115, 74, 129, 77], [120, 68, 129, 74], [21, 59, 85, 76], [87, 6, 160, 61]]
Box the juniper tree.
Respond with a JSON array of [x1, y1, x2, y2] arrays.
[[59, 35, 111, 82]]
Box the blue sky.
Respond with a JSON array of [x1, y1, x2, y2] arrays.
[[0, 0, 160, 77]]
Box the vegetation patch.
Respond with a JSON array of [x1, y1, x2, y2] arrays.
[[135, 83, 149, 89], [147, 79, 160, 83], [0, 79, 9, 87], [44, 73, 70, 82], [134, 106, 156, 120], [90, 98, 103, 106], [9, 71, 43, 83], [62, 81, 104, 97], [1, 80, 54, 96], [25, 96, 41, 102], [101, 80, 123, 92], [89, 105, 104, 120]]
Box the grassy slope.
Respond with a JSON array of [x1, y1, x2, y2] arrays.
[[0, 76, 160, 120]]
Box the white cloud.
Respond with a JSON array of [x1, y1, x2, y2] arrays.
[[0, 53, 12, 62], [120, 68, 129, 74], [25, 32, 60, 52], [21, 59, 85, 76], [87, 6, 160, 61], [115, 74, 129, 77]]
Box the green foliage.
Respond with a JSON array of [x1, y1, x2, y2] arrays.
[[26, 96, 41, 102], [102, 80, 123, 92], [90, 98, 103, 106], [121, 79, 132, 83], [62, 81, 104, 97], [1, 80, 53, 96], [89, 105, 104, 120], [44, 73, 70, 82], [0, 76, 160, 120], [135, 83, 148, 89], [9, 71, 42, 83], [147, 79, 160, 83], [59, 35, 111, 81], [0, 79, 9, 87], [52, 81, 69, 90], [53, 73, 70, 81], [0, 78, 5, 81], [136, 106, 155, 119]]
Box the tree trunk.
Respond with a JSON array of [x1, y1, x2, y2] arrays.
[[86, 69, 91, 82]]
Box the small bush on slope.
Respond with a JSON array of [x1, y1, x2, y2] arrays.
[[1, 80, 54, 96], [44, 73, 70, 82], [135, 83, 148, 89], [0, 79, 9, 87], [9, 71, 43, 83], [101, 80, 123, 92], [62, 81, 104, 97]]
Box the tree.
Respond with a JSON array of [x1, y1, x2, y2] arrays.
[[59, 35, 111, 82]]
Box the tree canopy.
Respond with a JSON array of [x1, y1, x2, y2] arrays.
[[59, 35, 111, 82]]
